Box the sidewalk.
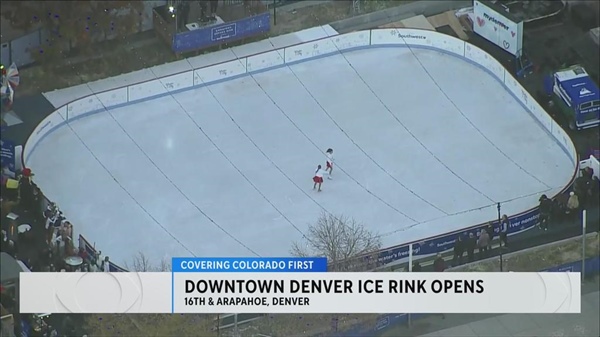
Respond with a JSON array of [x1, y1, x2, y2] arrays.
[[383, 277, 600, 337]]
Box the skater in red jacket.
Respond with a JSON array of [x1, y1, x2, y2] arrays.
[[313, 165, 324, 192]]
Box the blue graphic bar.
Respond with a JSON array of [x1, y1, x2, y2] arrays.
[[172, 257, 327, 272]]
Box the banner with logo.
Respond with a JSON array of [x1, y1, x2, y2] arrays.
[[0, 138, 16, 173], [172, 13, 271, 54], [473, 0, 524, 57], [337, 206, 541, 270]]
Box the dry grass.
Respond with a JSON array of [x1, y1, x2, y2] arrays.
[[245, 313, 378, 337], [269, 0, 415, 36], [19, 38, 176, 96], [18, 1, 415, 97]]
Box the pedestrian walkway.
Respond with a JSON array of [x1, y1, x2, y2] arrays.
[[406, 277, 600, 337]]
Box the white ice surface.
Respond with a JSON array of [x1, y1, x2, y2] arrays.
[[28, 47, 574, 265]]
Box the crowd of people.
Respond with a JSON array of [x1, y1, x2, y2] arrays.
[[447, 165, 599, 268], [540, 166, 599, 231], [1, 166, 98, 336]]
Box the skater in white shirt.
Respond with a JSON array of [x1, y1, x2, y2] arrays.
[[313, 165, 324, 192], [325, 148, 334, 179]]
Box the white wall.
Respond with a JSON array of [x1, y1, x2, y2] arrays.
[[33, 28, 577, 168], [581, 155, 600, 179], [28, 28, 579, 261]]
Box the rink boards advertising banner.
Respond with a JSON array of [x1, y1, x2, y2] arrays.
[[0, 138, 16, 171], [363, 208, 540, 269], [172, 13, 271, 54], [77, 207, 541, 273], [19, 257, 581, 314]]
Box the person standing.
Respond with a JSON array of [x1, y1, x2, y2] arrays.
[[466, 233, 476, 263], [500, 215, 509, 247], [538, 194, 552, 231], [210, 0, 219, 18], [453, 235, 465, 266], [325, 148, 334, 179], [566, 191, 580, 222], [313, 165, 324, 192], [199, 0, 208, 21], [485, 223, 495, 251], [19, 168, 35, 211], [477, 229, 490, 258], [101, 256, 111, 272], [433, 254, 446, 272]]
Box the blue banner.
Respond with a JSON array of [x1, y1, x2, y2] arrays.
[[172, 13, 271, 54], [0, 138, 15, 172], [172, 257, 328, 272], [344, 207, 542, 270], [379, 207, 539, 263]]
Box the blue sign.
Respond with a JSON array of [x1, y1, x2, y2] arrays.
[[211, 23, 237, 42], [173, 13, 271, 54], [172, 257, 328, 272], [344, 206, 543, 270], [382, 207, 539, 263], [0, 138, 15, 171]]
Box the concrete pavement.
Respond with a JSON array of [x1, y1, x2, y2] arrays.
[[405, 277, 600, 337]]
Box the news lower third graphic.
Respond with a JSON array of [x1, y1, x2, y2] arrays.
[[172, 257, 328, 273], [19, 257, 581, 314]]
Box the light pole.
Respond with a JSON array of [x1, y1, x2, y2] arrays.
[[582, 209, 587, 283], [216, 314, 220, 336], [273, 0, 277, 26], [233, 313, 239, 337], [169, 3, 177, 33], [497, 203, 503, 272]]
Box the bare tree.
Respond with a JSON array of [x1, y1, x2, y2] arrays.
[[125, 251, 171, 272], [249, 213, 383, 336], [127, 251, 151, 271], [157, 257, 172, 272], [4, 1, 144, 65], [291, 212, 382, 271]]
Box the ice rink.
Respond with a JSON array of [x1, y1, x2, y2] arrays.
[[28, 47, 574, 264]]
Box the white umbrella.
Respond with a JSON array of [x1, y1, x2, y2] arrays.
[[65, 256, 83, 267], [17, 224, 31, 233]]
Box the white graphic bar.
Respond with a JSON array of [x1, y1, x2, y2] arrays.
[[20, 272, 580, 314]]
